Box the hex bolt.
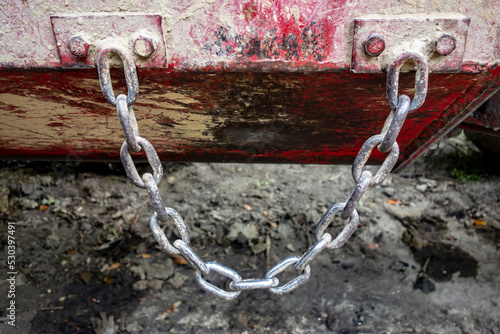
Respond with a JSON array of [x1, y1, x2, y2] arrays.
[[363, 34, 385, 57], [68, 36, 90, 58], [133, 36, 156, 58], [435, 34, 456, 56]]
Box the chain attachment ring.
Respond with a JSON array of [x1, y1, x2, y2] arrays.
[[97, 47, 139, 106], [386, 52, 428, 112]]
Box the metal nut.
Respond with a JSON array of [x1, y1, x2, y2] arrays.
[[68, 36, 90, 58], [363, 34, 385, 57], [435, 34, 456, 56], [133, 36, 155, 58]]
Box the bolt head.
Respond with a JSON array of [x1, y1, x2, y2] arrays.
[[363, 35, 385, 57], [133, 36, 155, 58], [436, 34, 456, 56], [68, 36, 90, 58]]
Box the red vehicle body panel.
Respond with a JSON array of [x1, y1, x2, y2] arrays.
[[1, 0, 499, 167]]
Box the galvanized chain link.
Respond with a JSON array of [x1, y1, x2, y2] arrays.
[[97, 49, 428, 300]]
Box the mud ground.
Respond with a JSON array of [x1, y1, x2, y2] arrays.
[[0, 133, 499, 334]]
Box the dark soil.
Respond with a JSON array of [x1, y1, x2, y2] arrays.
[[1, 133, 499, 333]]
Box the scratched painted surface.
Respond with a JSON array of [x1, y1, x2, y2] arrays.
[[1, 68, 499, 166], [0, 0, 499, 70], [0, 0, 500, 165]]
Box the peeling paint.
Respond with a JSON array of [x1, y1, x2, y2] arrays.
[[1, 0, 500, 165], [1, 69, 499, 165], [1, 0, 499, 70]]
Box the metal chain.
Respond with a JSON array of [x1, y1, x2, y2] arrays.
[[96, 48, 428, 300]]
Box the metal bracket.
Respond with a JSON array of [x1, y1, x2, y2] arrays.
[[51, 14, 166, 68], [351, 15, 470, 73]]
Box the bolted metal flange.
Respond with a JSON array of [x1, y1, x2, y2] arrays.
[[51, 14, 167, 68], [351, 16, 470, 73]]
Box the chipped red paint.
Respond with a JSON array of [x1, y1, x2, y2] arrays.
[[1, 1, 500, 165], [1, 66, 499, 167], [196, 1, 342, 65]]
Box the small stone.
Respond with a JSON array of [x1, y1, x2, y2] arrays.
[[277, 223, 293, 239], [416, 184, 428, 192], [16, 273, 25, 287], [357, 206, 373, 217], [125, 322, 143, 332], [80, 271, 93, 285], [402, 228, 423, 251], [419, 178, 437, 187], [490, 220, 500, 230], [286, 243, 296, 252], [148, 279, 164, 290], [39, 176, 53, 186], [168, 272, 187, 289], [227, 222, 259, 241], [129, 266, 146, 280], [145, 259, 174, 280], [20, 198, 38, 209], [132, 280, 148, 291], [21, 182, 37, 195]]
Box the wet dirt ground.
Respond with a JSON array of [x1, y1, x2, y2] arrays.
[[0, 133, 499, 333]]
